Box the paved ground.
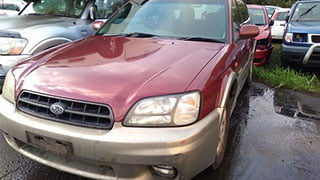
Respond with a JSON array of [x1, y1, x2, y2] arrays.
[[1, 82, 320, 180]]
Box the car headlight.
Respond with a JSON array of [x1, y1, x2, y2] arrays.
[[124, 91, 201, 127], [2, 71, 15, 103], [284, 33, 293, 43], [0, 37, 28, 55]]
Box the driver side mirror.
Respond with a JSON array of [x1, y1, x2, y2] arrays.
[[269, 19, 274, 26], [285, 15, 290, 23], [89, 6, 98, 20], [239, 25, 259, 39]]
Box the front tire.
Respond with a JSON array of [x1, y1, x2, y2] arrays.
[[212, 97, 231, 169]]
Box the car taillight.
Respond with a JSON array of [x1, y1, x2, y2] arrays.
[[272, 12, 278, 20]]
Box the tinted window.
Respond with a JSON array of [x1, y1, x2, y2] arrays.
[[291, 2, 320, 21], [98, 0, 228, 42], [248, 8, 266, 25]]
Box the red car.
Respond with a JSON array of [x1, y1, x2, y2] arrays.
[[0, 0, 258, 179], [247, 4, 274, 66]]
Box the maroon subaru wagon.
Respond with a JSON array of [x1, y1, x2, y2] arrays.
[[0, 0, 258, 179]]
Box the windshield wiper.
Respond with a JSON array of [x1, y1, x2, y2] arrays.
[[26, 13, 45, 16], [103, 32, 160, 38], [179, 37, 224, 43], [123, 32, 160, 38], [296, 5, 317, 21]]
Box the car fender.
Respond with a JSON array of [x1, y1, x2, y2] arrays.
[[219, 69, 237, 110], [30, 37, 72, 55]]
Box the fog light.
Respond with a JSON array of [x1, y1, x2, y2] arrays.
[[150, 165, 177, 178]]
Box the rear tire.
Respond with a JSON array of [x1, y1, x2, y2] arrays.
[[212, 96, 231, 170]]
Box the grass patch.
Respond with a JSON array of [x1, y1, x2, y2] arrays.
[[253, 43, 320, 95]]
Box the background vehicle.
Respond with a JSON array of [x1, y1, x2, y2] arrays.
[[282, 0, 320, 67], [0, 0, 125, 92], [0, 0, 25, 17], [248, 4, 273, 66], [265, 5, 281, 19], [0, 0, 258, 179], [271, 8, 290, 40]]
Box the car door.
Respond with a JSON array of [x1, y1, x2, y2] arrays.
[[231, 0, 253, 89]]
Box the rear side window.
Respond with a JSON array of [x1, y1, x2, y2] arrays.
[[276, 12, 288, 21]]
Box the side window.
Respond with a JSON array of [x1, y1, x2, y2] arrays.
[[237, 0, 249, 24], [95, 0, 125, 19], [232, 0, 249, 40], [232, 0, 249, 28]]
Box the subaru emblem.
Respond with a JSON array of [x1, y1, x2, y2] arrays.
[[50, 103, 65, 115]]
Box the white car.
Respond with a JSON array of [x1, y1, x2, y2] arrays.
[[0, 0, 25, 17], [271, 8, 290, 40]]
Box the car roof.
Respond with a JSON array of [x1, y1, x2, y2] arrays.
[[247, 4, 265, 9], [297, 0, 320, 2], [264, 5, 281, 8]]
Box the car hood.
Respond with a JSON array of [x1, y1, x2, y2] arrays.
[[14, 36, 224, 121], [255, 25, 271, 40], [288, 21, 320, 34], [0, 15, 76, 31]]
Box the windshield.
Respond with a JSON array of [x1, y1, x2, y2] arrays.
[[291, 2, 320, 21], [21, 0, 88, 17], [248, 8, 266, 26], [97, 0, 228, 43]]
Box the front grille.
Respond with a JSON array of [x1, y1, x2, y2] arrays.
[[17, 91, 114, 129], [311, 35, 320, 43]]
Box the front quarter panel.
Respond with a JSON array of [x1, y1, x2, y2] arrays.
[[187, 45, 235, 119]]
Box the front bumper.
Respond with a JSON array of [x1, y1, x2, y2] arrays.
[[0, 55, 30, 91], [281, 43, 320, 67], [0, 96, 221, 180], [254, 46, 273, 66]]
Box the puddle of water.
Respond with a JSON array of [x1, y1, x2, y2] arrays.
[[194, 82, 320, 180], [272, 85, 320, 120]]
